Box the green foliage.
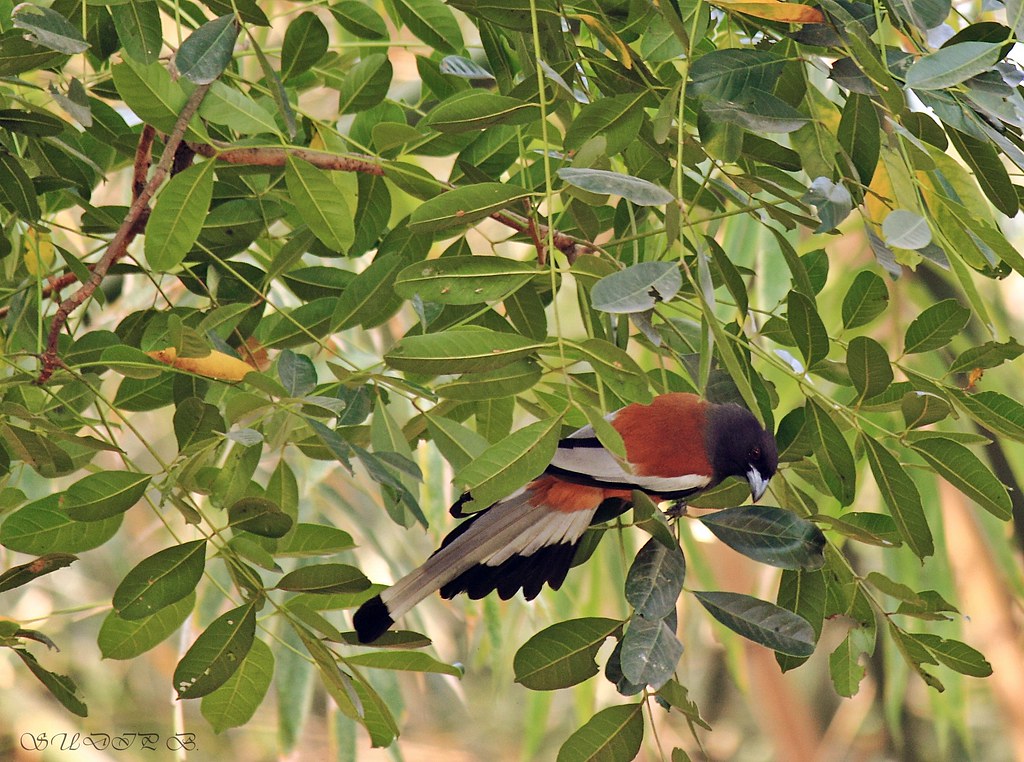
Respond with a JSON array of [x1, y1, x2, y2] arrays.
[[0, 0, 1022, 757]]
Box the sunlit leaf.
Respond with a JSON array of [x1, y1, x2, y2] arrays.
[[174, 601, 257, 699], [514, 617, 621, 690]]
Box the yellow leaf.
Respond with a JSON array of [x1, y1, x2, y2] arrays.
[[713, 0, 824, 22], [24, 229, 55, 276], [865, 155, 893, 224], [147, 347, 255, 381], [572, 13, 634, 69]]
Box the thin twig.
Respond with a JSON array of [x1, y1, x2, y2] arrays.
[[521, 197, 547, 265], [36, 83, 213, 385]]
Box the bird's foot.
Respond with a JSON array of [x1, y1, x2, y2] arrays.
[[664, 500, 688, 519]]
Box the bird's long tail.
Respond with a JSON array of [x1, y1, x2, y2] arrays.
[[353, 479, 604, 643]]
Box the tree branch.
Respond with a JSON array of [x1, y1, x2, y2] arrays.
[[188, 140, 589, 261], [36, 84, 213, 385]]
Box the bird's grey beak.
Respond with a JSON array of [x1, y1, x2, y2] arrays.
[[747, 468, 770, 502]]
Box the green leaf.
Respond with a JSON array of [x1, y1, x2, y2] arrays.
[[0, 553, 77, 593], [901, 391, 951, 429], [201, 637, 274, 732], [338, 53, 393, 113], [619, 617, 683, 689], [859, 434, 933, 558], [280, 11, 329, 81], [248, 33, 296, 138], [385, 327, 545, 374], [228, 496, 294, 537], [787, 291, 829, 368], [395, 255, 537, 304], [804, 400, 856, 506], [393, 0, 463, 53], [948, 339, 1024, 375], [590, 262, 682, 314], [15, 649, 88, 717], [513, 617, 621, 690], [276, 564, 371, 594], [284, 156, 354, 253], [435, 359, 543, 401], [200, 81, 280, 135], [64, 471, 151, 521], [702, 90, 809, 134], [145, 161, 216, 271], [0, 152, 41, 220], [111, 58, 206, 140], [333, 247, 421, 331], [174, 601, 257, 699], [345, 650, 463, 676], [574, 339, 652, 403], [918, 635, 992, 677], [804, 177, 853, 233], [816, 512, 902, 547], [903, 299, 970, 354], [690, 49, 785, 101], [174, 15, 239, 85], [564, 93, 649, 156], [775, 569, 826, 672], [700, 506, 826, 570], [440, 55, 495, 80], [98, 592, 196, 660], [952, 389, 1024, 442], [329, 1, 388, 39], [1, 494, 123, 554], [455, 415, 563, 508], [624, 537, 686, 619], [841, 270, 889, 329], [904, 41, 1003, 91], [694, 591, 816, 656], [278, 350, 317, 396], [408, 183, 532, 234], [837, 92, 879, 184], [276, 524, 356, 556], [174, 398, 225, 450], [909, 436, 1012, 519], [424, 415, 489, 471], [558, 168, 673, 206], [425, 91, 539, 132], [847, 336, 893, 400], [947, 128, 1018, 218], [882, 210, 932, 250], [12, 5, 89, 54], [111, 0, 162, 62], [113, 539, 207, 619], [0, 109, 66, 136], [557, 703, 644, 762], [830, 634, 867, 697]]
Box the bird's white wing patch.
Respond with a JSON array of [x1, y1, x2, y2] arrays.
[[484, 507, 594, 566], [549, 445, 711, 493]]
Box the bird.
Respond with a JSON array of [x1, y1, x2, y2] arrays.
[[353, 392, 778, 643]]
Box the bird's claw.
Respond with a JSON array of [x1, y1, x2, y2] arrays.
[[664, 500, 688, 519]]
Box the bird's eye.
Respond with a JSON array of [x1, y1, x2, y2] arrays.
[[750, 446, 761, 460]]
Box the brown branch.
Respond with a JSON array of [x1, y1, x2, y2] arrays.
[[189, 141, 589, 261], [133, 125, 156, 201], [189, 141, 385, 175], [36, 83, 213, 385]]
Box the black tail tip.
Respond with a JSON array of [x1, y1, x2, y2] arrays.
[[353, 595, 394, 644]]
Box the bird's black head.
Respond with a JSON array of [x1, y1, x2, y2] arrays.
[[705, 403, 778, 501]]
